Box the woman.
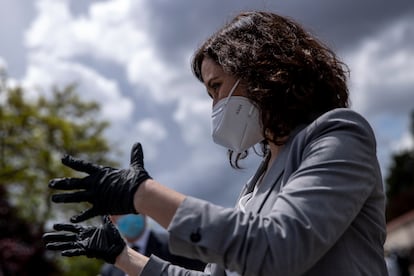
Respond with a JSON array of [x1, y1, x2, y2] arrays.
[[43, 11, 388, 275]]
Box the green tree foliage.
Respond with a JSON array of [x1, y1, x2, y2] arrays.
[[386, 110, 414, 222], [0, 69, 119, 275]]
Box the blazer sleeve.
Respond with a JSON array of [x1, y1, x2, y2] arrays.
[[141, 255, 210, 276], [165, 109, 384, 275]]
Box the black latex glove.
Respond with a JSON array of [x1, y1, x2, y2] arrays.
[[49, 142, 151, 223], [42, 216, 126, 264]]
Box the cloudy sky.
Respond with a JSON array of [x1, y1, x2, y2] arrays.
[[1, 0, 413, 211]]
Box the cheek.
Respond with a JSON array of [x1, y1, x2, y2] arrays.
[[212, 91, 226, 107], [216, 91, 229, 103], [212, 94, 226, 107]]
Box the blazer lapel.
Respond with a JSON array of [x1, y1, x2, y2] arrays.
[[246, 125, 305, 214], [246, 144, 288, 214], [236, 123, 307, 214], [236, 151, 271, 203]]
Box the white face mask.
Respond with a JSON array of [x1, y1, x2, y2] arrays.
[[211, 79, 264, 153]]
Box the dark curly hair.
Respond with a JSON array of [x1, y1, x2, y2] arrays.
[[192, 11, 350, 167]]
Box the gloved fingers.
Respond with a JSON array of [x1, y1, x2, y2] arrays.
[[129, 142, 145, 169], [45, 241, 77, 251], [102, 215, 120, 233], [70, 208, 97, 223], [49, 177, 86, 190], [62, 155, 102, 175], [51, 190, 91, 204], [53, 223, 84, 233], [61, 248, 86, 257], [42, 232, 77, 243]]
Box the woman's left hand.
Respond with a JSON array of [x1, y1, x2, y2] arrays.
[[42, 216, 126, 264]]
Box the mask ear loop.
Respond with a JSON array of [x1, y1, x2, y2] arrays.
[[223, 79, 241, 106]]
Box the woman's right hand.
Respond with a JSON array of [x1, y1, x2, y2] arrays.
[[49, 142, 152, 223]]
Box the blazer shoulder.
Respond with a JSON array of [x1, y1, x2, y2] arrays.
[[314, 108, 371, 128], [292, 108, 377, 150], [309, 108, 375, 137]]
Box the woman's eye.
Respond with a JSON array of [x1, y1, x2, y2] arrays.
[[206, 81, 221, 99], [211, 83, 220, 91]]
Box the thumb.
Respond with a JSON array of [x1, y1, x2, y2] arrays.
[[130, 142, 144, 168]]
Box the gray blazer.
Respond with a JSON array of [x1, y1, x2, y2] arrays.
[[141, 108, 388, 276]]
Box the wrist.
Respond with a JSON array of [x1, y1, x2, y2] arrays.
[[133, 179, 186, 229], [115, 246, 148, 275], [134, 178, 154, 214]]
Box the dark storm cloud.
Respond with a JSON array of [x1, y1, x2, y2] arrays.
[[141, 0, 414, 64], [282, 0, 414, 51]]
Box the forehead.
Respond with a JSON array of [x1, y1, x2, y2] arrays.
[[200, 58, 226, 83]]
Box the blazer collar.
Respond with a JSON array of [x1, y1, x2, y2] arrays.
[[241, 124, 306, 214], [246, 143, 288, 214]]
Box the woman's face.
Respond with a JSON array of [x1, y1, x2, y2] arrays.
[[201, 57, 245, 106]]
